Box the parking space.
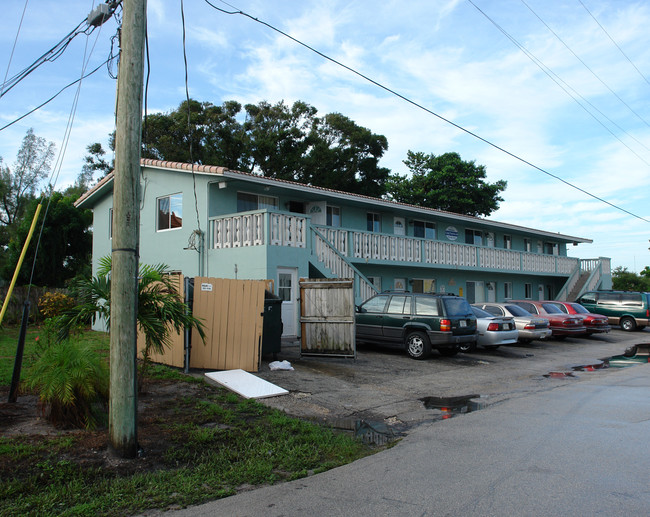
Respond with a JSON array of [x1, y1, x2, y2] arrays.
[[256, 328, 648, 433]]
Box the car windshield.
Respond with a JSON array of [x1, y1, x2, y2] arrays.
[[569, 303, 589, 314], [471, 306, 492, 318], [541, 303, 563, 314], [442, 297, 472, 317], [504, 305, 531, 317]]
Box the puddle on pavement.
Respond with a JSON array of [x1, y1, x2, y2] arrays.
[[544, 350, 650, 377], [420, 394, 484, 420]]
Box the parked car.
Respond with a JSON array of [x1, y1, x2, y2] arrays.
[[473, 302, 552, 343], [546, 301, 611, 335], [575, 291, 650, 331], [507, 300, 586, 338], [461, 306, 518, 352], [355, 292, 478, 359]]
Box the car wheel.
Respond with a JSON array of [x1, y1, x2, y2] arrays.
[[405, 331, 431, 359], [458, 342, 476, 353], [438, 348, 459, 357], [620, 317, 637, 332]]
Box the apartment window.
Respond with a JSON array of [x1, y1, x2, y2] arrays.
[[326, 206, 341, 227], [524, 238, 532, 252], [504, 282, 512, 299], [236, 192, 278, 212], [503, 235, 512, 249], [544, 242, 559, 255], [367, 276, 381, 291], [524, 283, 533, 299], [411, 279, 436, 294], [367, 212, 381, 232], [465, 229, 483, 245], [109, 208, 113, 238], [157, 193, 183, 231], [413, 220, 436, 239]]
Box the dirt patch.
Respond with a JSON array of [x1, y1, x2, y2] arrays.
[[0, 379, 212, 477]]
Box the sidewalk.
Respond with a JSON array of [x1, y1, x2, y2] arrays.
[[168, 363, 650, 516]]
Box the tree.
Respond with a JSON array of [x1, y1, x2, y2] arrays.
[[386, 151, 507, 216], [244, 100, 316, 181], [142, 99, 250, 170], [73, 142, 112, 194], [1, 192, 92, 286], [612, 266, 650, 291], [0, 128, 55, 226], [137, 98, 391, 197]]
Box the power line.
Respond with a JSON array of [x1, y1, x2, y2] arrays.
[[204, 0, 650, 224], [0, 59, 109, 133], [467, 0, 650, 164], [1, 0, 30, 98], [577, 0, 650, 89], [520, 0, 650, 130]]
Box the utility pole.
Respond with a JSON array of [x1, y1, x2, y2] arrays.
[[110, 0, 146, 458]]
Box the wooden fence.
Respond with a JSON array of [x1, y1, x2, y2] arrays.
[[300, 278, 355, 358]]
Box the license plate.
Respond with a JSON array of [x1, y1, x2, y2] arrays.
[[459, 320, 466, 327]]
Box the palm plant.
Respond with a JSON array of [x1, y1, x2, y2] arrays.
[[26, 338, 109, 428], [58, 256, 206, 381]]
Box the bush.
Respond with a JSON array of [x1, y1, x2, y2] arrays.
[[25, 339, 109, 429], [38, 291, 75, 319]]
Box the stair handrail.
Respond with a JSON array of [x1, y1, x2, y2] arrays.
[[310, 227, 379, 302]]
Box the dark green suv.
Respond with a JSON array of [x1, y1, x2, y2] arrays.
[[355, 292, 478, 359]]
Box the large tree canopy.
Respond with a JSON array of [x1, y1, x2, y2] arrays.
[[140, 99, 390, 197], [387, 151, 507, 217]]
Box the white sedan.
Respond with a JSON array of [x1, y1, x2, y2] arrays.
[[460, 306, 519, 352]]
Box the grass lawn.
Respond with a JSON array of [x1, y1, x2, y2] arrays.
[[0, 326, 379, 516]]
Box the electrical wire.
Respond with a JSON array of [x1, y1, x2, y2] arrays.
[[27, 12, 106, 291], [0, 59, 109, 132], [0, 19, 87, 99], [204, 0, 650, 224], [520, 0, 650, 130], [468, 0, 650, 163], [181, 0, 203, 244], [577, 0, 650, 89], [1, 0, 30, 98]]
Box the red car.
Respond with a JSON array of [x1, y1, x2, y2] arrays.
[[546, 301, 611, 335], [508, 300, 586, 338]]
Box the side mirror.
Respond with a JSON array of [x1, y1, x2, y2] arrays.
[[355, 305, 365, 313]]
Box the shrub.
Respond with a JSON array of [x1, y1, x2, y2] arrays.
[[25, 339, 109, 429], [38, 292, 75, 319]]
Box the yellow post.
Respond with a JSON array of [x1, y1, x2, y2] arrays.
[[0, 203, 43, 326]]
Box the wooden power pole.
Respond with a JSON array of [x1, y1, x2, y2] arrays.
[[110, 0, 146, 458]]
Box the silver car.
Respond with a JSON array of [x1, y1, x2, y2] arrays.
[[461, 306, 519, 352], [473, 303, 552, 343]]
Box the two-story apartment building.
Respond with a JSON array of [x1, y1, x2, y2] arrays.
[[76, 159, 612, 337]]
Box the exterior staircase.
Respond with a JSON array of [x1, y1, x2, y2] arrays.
[[556, 258, 611, 301], [309, 227, 378, 304]]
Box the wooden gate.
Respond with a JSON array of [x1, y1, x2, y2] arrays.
[[299, 278, 355, 358], [190, 277, 268, 372], [138, 277, 269, 372]]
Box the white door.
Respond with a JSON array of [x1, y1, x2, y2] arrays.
[[277, 267, 297, 337], [487, 282, 496, 302], [393, 217, 405, 236]]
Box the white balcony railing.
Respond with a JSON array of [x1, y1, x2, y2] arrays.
[[208, 213, 581, 276], [209, 211, 306, 249]]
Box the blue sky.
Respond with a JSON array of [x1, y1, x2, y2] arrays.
[[1, 0, 649, 272]]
